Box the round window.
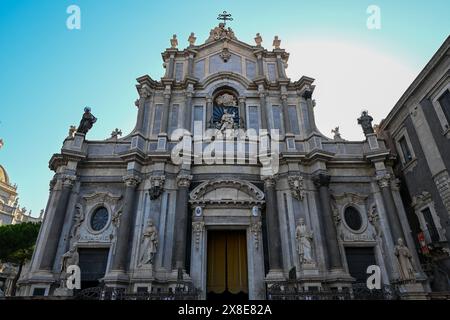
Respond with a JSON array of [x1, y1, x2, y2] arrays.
[[344, 206, 362, 231], [90, 207, 109, 231]]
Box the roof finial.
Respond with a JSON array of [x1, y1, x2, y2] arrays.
[[217, 11, 233, 26]]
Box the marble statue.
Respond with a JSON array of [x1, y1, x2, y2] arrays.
[[170, 34, 178, 49], [295, 218, 314, 263], [357, 110, 374, 135], [332, 126, 343, 141], [219, 109, 236, 132], [76, 107, 97, 134], [394, 238, 416, 281], [70, 205, 84, 245], [61, 247, 79, 273], [139, 219, 159, 266], [188, 32, 196, 46], [254, 33, 262, 46], [273, 35, 281, 49]]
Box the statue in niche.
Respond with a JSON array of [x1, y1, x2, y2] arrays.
[[394, 238, 416, 282], [295, 218, 314, 264], [357, 110, 374, 135], [76, 107, 97, 134], [213, 93, 239, 130], [139, 219, 159, 266], [219, 108, 236, 133], [60, 247, 79, 288]]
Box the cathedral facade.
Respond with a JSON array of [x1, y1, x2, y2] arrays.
[[19, 23, 428, 299]]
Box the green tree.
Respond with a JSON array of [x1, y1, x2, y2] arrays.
[[0, 222, 41, 296]]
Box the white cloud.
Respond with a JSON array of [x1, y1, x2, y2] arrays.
[[284, 38, 417, 140]]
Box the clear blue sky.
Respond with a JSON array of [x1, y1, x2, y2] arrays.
[[0, 0, 449, 216]]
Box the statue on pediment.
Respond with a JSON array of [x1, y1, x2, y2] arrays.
[[77, 107, 97, 135], [207, 23, 237, 42]]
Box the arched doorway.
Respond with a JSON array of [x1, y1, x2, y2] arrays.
[[189, 178, 266, 300]]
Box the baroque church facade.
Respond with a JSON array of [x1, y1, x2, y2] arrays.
[[19, 23, 429, 299]]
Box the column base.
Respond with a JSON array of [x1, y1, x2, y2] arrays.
[[265, 269, 285, 281], [103, 270, 130, 288], [398, 282, 428, 300]]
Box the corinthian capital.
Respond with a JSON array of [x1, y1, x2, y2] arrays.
[[177, 173, 193, 187], [263, 176, 276, 188], [313, 173, 330, 188], [123, 174, 141, 187], [61, 174, 77, 188], [376, 174, 391, 189]]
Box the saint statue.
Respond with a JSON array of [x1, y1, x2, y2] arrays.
[[76, 107, 97, 134], [219, 108, 236, 132], [295, 218, 314, 264], [60, 247, 79, 288], [61, 247, 79, 273], [394, 238, 416, 281], [139, 219, 159, 266], [357, 110, 374, 135]]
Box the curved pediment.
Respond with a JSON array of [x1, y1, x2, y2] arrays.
[[189, 179, 264, 206]]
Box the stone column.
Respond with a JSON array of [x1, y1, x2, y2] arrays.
[[264, 178, 283, 274], [136, 87, 151, 135], [173, 173, 193, 271], [276, 54, 285, 79], [110, 174, 141, 273], [187, 53, 194, 77], [167, 54, 175, 79], [161, 92, 171, 134], [377, 174, 405, 242], [281, 94, 291, 135], [39, 174, 76, 271], [303, 89, 317, 132], [238, 96, 246, 129], [206, 97, 213, 128], [313, 173, 343, 270], [184, 91, 193, 131], [259, 91, 268, 130], [256, 53, 264, 77]]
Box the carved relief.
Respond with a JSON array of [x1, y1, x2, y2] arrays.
[[250, 221, 262, 250], [192, 221, 205, 251], [149, 175, 166, 200], [288, 175, 305, 201], [69, 204, 84, 247]]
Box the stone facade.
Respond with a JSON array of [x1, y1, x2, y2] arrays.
[[19, 24, 429, 299], [379, 36, 450, 292]]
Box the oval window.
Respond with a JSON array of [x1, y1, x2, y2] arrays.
[[90, 207, 109, 231], [344, 206, 362, 231]]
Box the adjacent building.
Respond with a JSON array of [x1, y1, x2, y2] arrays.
[[379, 36, 450, 292]]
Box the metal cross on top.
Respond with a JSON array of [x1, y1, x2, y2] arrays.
[[217, 11, 233, 26]]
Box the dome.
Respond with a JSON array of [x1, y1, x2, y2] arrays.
[[0, 165, 9, 184]]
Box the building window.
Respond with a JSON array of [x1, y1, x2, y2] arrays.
[[271, 105, 283, 134], [288, 105, 301, 135], [438, 89, 450, 125], [193, 105, 204, 132], [169, 104, 179, 135], [175, 62, 184, 82], [344, 206, 362, 231], [247, 106, 260, 132], [152, 104, 163, 135], [398, 136, 413, 163], [90, 207, 109, 231], [421, 207, 440, 243], [267, 63, 276, 82]]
